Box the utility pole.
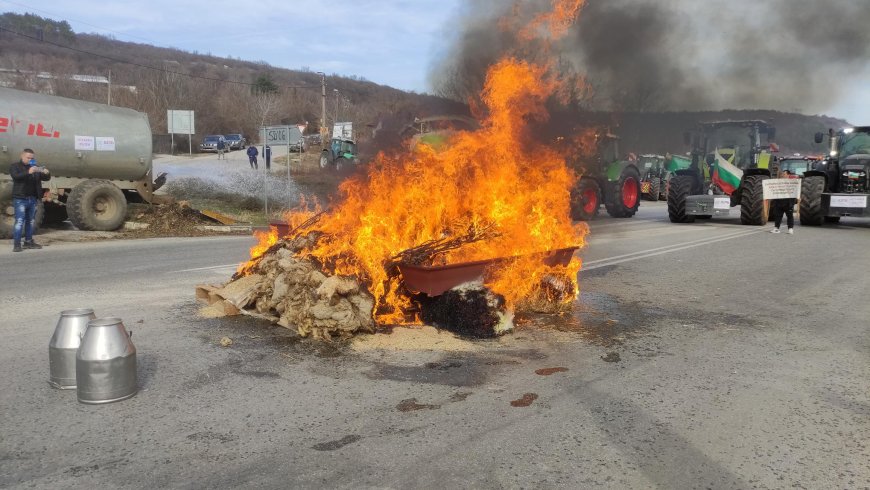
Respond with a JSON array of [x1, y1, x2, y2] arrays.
[[317, 72, 327, 148], [333, 88, 340, 127], [107, 70, 111, 106]]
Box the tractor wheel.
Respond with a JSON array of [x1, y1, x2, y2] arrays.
[[334, 157, 349, 171], [659, 178, 669, 201], [799, 176, 824, 226], [67, 179, 127, 231], [605, 167, 641, 218], [740, 174, 769, 225], [646, 178, 661, 201], [570, 178, 601, 221], [667, 175, 695, 223], [319, 151, 330, 169], [824, 216, 841, 223], [0, 199, 14, 239], [0, 199, 45, 238]]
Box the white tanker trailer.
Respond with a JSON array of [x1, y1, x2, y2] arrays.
[[0, 87, 165, 237]]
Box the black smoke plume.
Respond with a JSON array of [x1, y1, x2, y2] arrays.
[[430, 0, 870, 114]]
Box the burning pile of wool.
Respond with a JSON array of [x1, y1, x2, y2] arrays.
[[199, 0, 590, 340], [198, 232, 376, 340]]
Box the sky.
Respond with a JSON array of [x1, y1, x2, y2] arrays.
[[2, 0, 867, 124]]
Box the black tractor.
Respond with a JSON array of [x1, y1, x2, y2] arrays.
[[801, 127, 870, 224]]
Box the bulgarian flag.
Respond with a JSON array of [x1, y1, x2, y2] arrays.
[[712, 150, 742, 195]]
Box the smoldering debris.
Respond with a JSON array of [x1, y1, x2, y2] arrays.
[[431, 0, 870, 114], [419, 282, 515, 338]]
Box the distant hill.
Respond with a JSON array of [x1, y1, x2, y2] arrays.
[[0, 12, 849, 156]]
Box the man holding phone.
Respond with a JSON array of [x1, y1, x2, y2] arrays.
[[9, 148, 51, 252]]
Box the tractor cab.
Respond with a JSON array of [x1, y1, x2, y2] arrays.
[[638, 154, 665, 179], [689, 120, 776, 173]]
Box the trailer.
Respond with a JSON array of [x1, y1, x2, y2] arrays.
[[0, 87, 164, 237]]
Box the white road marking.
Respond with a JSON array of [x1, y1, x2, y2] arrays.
[[582, 229, 761, 270], [169, 263, 240, 273]]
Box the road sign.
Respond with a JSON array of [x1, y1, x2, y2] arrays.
[[260, 125, 302, 146], [167, 110, 195, 135]]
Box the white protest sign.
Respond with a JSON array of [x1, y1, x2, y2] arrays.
[[762, 178, 801, 200], [95, 137, 116, 151], [830, 195, 867, 208], [75, 135, 95, 151]]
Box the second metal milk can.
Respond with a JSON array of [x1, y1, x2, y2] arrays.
[[48, 308, 96, 389], [76, 317, 138, 404]]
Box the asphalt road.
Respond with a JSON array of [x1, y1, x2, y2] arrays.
[[1, 203, 868, 489]]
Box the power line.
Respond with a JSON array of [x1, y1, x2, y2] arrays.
[[0, 0, 162, 45], [0, 25, 322, 91]]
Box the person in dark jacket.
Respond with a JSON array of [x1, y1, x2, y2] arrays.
[[770, 170, 797, 235], [9, 148, 51, 252], [216, 138, 226, 160], [246, 145, 258, 169]]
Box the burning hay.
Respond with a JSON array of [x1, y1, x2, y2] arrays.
[[200, 0, 592, 340]]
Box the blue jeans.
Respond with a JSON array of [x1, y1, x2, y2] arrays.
[[13, 197, 38, 245]]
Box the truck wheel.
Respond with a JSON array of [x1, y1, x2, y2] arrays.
[[740, 174, 769, 225], [667, 175, 695, 223], [67, 180, 127, 231], [799, 176, 824, 226], [0, 199, 45, 238], [645, 178, 661, 201], [605, 167, 641, 218], [570, 178, 601, 221]]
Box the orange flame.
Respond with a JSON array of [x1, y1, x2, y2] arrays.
[[240, 0, 592, 324]]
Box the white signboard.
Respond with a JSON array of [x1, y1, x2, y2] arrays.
[[95, 136, 116, 151], [74, 135, 95, 151], [830, 195, 868, 208], [167, 110, 195, 135], [332, 122, 353, 139], [762, 179, 801, 200], [713, 197, 731, 209], [260, 126, 302, 145]]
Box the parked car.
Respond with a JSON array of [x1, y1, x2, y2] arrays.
[[224, 133, 246, 150], [199, 135, 226, 153], [305, 134, 322, 146]]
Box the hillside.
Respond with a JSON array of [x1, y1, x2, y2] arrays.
[[0, 12, 465, 152], [0, 12, 849, 156]]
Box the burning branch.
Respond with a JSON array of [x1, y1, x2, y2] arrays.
[[388, 222, 500, 267]]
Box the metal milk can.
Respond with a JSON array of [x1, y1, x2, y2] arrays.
[[48, 308, 96, 389], [76, 317, 138, 404]]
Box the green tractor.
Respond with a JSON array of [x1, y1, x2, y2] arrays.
[[320, 137, 357, 170], [668, 120, 777, 225], [570, 132, 642, 220], [639, 154, 666, 201]]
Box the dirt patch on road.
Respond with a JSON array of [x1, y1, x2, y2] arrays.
[[122, 203, 243, 238]]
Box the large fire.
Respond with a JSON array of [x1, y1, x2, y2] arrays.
[[240, 0, 591, 325]]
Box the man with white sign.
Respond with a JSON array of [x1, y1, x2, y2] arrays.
[[767, 171, 800, 234]]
